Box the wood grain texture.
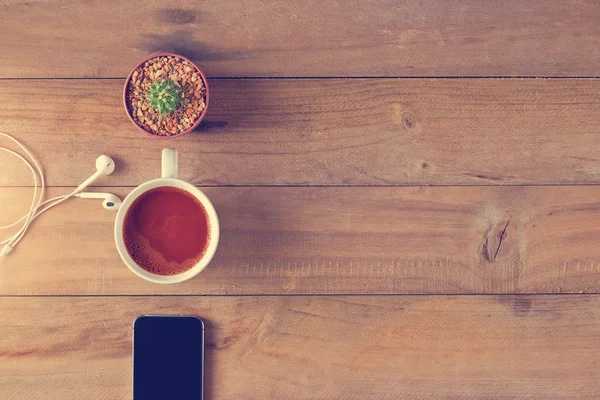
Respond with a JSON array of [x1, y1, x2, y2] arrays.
[[2, 186, 600, 295], [2, 0, 600, 78], [0, 295, 598, 399], [2, 78, 600, 187]]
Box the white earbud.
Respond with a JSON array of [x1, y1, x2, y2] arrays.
[[74, 192, 122, 210], [75, 155, 116, 193], [74, 155, 121, 210]]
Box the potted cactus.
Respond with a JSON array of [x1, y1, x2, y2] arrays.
[[123, 53, 209, 137]]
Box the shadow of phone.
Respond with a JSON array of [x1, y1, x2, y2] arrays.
[[202, 317, 217, 400]]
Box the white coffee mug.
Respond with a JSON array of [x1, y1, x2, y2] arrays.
[[114, 148, 219, 284]]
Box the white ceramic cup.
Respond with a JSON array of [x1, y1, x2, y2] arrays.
[[114, 148, 219, 284]]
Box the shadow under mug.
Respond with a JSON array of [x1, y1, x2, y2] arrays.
[[114, 149, 220, 284]]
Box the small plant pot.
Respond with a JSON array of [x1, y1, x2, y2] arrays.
[[123, 52, 209, 138]]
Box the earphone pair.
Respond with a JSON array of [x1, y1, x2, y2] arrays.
[[0, 131, 122, 257], [74, 154, 121, 210]]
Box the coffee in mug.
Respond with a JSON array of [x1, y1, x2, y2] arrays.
[[123, 186, 212, 275]]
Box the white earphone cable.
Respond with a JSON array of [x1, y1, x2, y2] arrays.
[[0, 195, 68, 230], [0, 147, 39, 231], [0, 132, 79, 256]]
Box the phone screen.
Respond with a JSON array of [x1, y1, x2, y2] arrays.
[[133, 316, 204, 400]]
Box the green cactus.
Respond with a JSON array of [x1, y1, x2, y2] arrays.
[[146, 80, 181, 114]]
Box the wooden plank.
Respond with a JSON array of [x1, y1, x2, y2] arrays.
[[2, 1, 600, 78], [2, 78, 600, 187], [0, 295, 598, 399], [2, 186, 600, 295]]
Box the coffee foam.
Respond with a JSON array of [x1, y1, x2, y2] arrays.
[[122, 187, 211, 276]]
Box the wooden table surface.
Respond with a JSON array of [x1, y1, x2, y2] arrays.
[[2, 1, 600, 398]]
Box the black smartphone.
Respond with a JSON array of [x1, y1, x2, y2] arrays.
[[133, 315, 204, 400]]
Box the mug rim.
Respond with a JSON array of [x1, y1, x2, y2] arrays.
[[114, 178, 220, 284]]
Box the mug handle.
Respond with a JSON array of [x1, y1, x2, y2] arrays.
[[161, 148, 178, 179]]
